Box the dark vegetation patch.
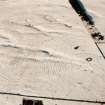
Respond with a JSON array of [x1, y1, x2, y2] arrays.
[[23, 99, 43, 105]]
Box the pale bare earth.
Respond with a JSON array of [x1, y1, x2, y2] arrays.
[[0, 0, 105, 105]]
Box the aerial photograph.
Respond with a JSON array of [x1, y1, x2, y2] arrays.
[[0, 0, 105, 105]]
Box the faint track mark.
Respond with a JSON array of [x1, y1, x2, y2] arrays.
[[0, 92, 105, 104]]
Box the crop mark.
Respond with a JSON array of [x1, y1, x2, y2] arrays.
[[8, 20, 51, 38], [0, 44, 21, 49], [43, 15, 72, 29], [0, 35, 9, 40]]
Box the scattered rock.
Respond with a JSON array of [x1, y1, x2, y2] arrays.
[[74, 46, 80, 50], [86, 57, 93, 62]]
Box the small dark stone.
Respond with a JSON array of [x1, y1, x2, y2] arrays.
[[74, 46, 80, 50], [86, 57, 93, 62]]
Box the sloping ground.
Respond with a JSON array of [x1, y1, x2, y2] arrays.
[[0, 94, 101, 105], [0, 0, 105, 104], [82, 0, 105, 55]]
